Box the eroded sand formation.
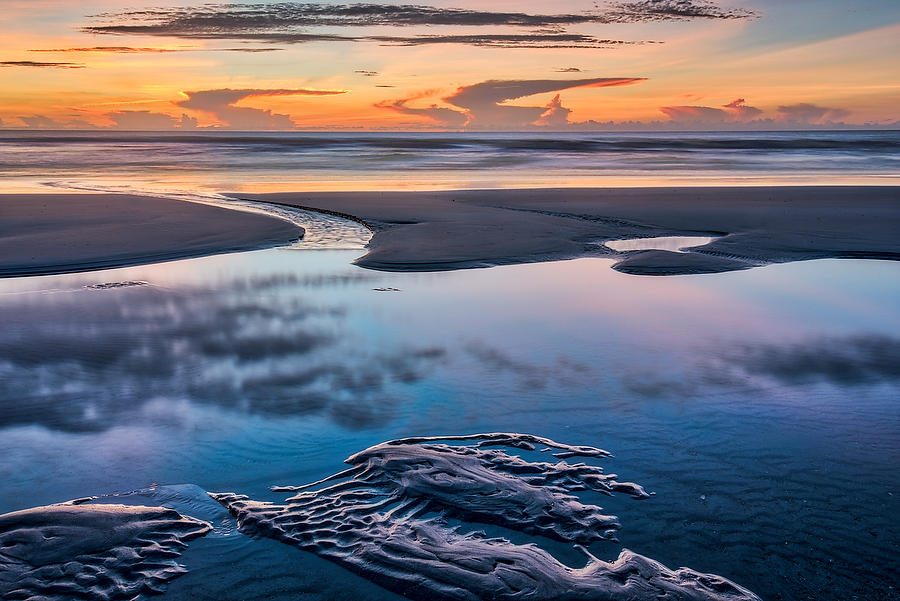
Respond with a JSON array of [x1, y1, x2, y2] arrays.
[[0, 503, 211, 600], [212, 433, 762, 601], [0, 435, 762, 600]]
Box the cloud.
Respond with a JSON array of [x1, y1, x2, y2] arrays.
[[219, 47, 284, 53], [32, 46, 180, 54], [355, 70, 379, 76], [534, 94, 572, 127], [105, 110, 198, 130], [555, 67, 583, 73], [29, 46, 283, 54], [366, 34, 655, 49], [178, 114, 200, 128], [777, 103, 851, 124], [605, 0, 756, 22], [176, 88, 347, 129], [660, 98, 764, 124], [17, 115, 62, 128], [85, 2, 756, 30], [0, 60, 84, 68], [71, 30, 657, 50], [723, 98, 762, 120], [659, 105, 730, 123], [376, 77, 644, 128], [17, 115, 96, 129], [444, 77, 645, 128], [374, 90, 469, 128], [659, 98, 856, 128], [82, 2, 753, 47]]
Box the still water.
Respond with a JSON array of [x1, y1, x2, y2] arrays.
[[0, 248, 898, 600]]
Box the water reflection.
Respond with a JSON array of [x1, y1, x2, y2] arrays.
[[0, 272, 444, 432], [603, 235, 717, 253], [1, 252, 897, 436], [726, 334, 900, 385], [0, 251, 898, 601]]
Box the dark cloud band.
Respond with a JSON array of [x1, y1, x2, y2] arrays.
[[28, 46, 283, 54], [82, 1, 754, 48], [0, 61, 85, 68]]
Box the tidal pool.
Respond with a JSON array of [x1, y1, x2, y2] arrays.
[[0, 248, 897, 600], [603, 235, 718, 253]]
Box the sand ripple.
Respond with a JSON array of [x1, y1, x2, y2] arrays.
[[212, 433, 761, 601], [0, 503, 210, 600]]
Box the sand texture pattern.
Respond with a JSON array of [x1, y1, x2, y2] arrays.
[[212, 433, 761, 601], [0, 503, 211, 600]]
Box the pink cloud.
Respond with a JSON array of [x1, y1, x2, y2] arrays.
[[176, 88, 346, 129], [105, 110, 198, 130], [444, 77, 645, 129], [534, 94, 572, 127], [659, 105, 729, 122], [777, 103, 850, 124], [723, 98, 762, 120], [374, 92, 468, 128]]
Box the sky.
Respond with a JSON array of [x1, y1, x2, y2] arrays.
[[0, 0, 898, 130]]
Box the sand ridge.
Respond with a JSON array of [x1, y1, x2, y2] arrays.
[[211, 433, 761, 601], [0, 503, 211, 600], [1, 187, 896, 277]]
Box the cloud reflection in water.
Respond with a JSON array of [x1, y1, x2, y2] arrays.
[[0, 275, 445, 432]]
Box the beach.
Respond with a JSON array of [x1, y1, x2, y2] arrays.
[[3, 187, 897, 276], [0, 193, 302, 277], [252, 186, 900, 274], [0, 188, 897, 601], [0, 139, 898, 601], [2, 0, 898, 594]]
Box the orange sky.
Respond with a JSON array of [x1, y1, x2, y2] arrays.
[[0, 0, 898, 130]]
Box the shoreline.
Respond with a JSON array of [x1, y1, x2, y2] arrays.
[[1, 186, 897, 277], [0, 193, 303, 278], [240, 185, 900, 275]]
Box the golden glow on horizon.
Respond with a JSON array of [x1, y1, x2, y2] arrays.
[[0, 1, 897, 129]]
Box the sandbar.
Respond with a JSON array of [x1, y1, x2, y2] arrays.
[[243, 186, 899, 275], [2, 187, 897, 277], [0, 193, 302, 277]]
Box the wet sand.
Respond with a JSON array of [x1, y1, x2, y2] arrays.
[[0, 194, 302, 277], [0, 502, 210, 600], [1, 187, 897, 277], [243, 186, 900, 275]]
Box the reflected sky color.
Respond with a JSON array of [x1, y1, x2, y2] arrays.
[[0, 249, 898, 601], [603, 235, 717, 252]]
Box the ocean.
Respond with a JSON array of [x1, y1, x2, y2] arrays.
[[1, 130, 898, 195]]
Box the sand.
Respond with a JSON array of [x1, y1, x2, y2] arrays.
[[0, 502, 210, 600], [0, 193, 302, 277], [212, 433, 761, 601], [1, 187, 897, 277], [242, 186, 900, 275]]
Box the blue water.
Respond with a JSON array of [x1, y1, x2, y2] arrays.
[[0, 247, 897, 600], [1, 130, 898, 193], [1, 129, 898, 598]]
